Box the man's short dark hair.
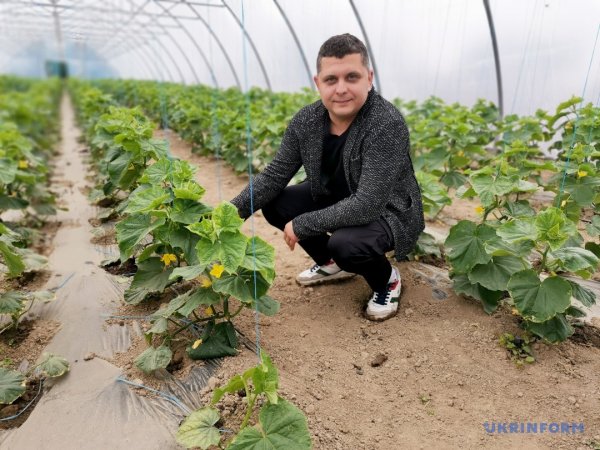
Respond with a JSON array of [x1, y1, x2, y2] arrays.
[[316, 33, 370, 73]]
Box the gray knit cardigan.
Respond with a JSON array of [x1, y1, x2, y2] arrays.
[[231, 88, 425, 261]]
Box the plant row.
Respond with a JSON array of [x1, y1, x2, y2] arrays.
[[68, 80, 311, 449]]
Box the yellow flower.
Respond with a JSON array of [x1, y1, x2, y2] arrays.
[[210, 264, 225, 278], [18, 160, 28, 169], [204, 306, 214, 316], [160, 253, 177, 266], [192, 339, 202, 349], [198, 275, 212, 288], [560, 199, 567, 208], [577, 170, 588, 178], [457, 150, 464, 157], [475, 206, 485, 215]]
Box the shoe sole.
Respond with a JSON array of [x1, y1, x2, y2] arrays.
[[364, 283, 404, 322], [296, 271, 356, 286]]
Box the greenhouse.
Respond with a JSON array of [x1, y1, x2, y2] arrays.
[[0, 0, 599, 449]]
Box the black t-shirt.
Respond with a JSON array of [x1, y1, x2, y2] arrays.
[[320, 126, 351, 202]]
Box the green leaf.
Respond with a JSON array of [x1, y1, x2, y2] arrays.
[[502, 200, 536, 218], [134, 345, 172, 373], [227, 399, 311, 450], [124, 258, 174, 304], [508, 270, 572, 322], [470, 173, 516, 207], [496, 218, 537, 244], [187, 321, 238, 360], [173, 181, 205, 201], [585, 216, 600, 237], [0, 158, 17, 184], [440, 171, 466, 189], [170, 199, 211, 224], [523, 314, 574, 343], [141, 138, 169, 160], [253, 351, 279, 404], [0, 241, 25, 277], [148, 317, 168, 334], [169, 265, 205, 281], [452, 274, 503, 314], [445, 221, 495, 273], [535, 207, 577, 251], [0, 291, 26, 315], [585, 242, 600, 259], [36, 353, 70, 377], [468, 256, 527, 291], [176, 407, 221, 449], [549, 247, 599, 273], [212, 202, 244, 235], [567, 280, 596, 307], [485, 235, 534, 257], [116, 215, 166, 262], [0, 367, 26, 404], [16, 248, 48, 273], [212, 374, 245, 404], [255, 295, 280, 317], [212, 270, 270, 303], [196, 231, 247, 274], [124, 186, 170, 214], [565, 305, 587, 318], [241, 237, 276, 284], [0, 196, 28, 211], [177, 288, 221, 317], [139, 158, 171, 184]]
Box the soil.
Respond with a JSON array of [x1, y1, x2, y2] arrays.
[[101, 130, 600, 450]]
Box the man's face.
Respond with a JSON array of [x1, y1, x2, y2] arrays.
[[314, 53, 373, 125]]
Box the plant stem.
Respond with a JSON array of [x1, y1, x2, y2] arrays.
[[539, 246, 550, 274], [240, 378, 256, 431]]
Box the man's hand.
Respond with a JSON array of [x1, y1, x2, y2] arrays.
[[283, 221, 299, 251]]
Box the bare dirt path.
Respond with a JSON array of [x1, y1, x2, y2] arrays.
[[163, 131, 600, 450]]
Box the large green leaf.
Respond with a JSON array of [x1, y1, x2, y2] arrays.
[[508, 270, 572, 322], [0, 241, 25, 277], [0, 158, 17, 184], [176, 407, 221, 449], [170, 199, 211, 224], [212, 202, 244, 235], [139, 158, 171, 184], [470, 173, 516, 207], [535, 207, 577, 251], [134, 345, 172, 373], [241, 237, 276, 284], [0, 195, 28, 210], [0, 291, 26, 315], [36, 353, 70, 378], [0, 367, 26, 405], [187, 321, 238, 359], [452, 274, 503, 314], [252, 351, 279, 404], [140, 138, 169, 160], [445, 221, 495, 273], [177, 288, 221, 317], [169, 265, 205, 281], [523, 314, 574, 343], [212, 374, 245, 405], [496, 218, 537, 244], [227, 399, 311, 450], [468, 256, 527, 291], [196, 231, 247, 273], [255, 295, 280, 317], [212, 270, 270, 303], [567, 280, 596, 307], [116, 215, 166, 262], [124, 186, 171, 214], [173, 181, 205, 201], [549, 247, 599, 273], [124, 257, 174, 304]]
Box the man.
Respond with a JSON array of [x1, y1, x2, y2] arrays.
[[231, 33, 424, 321]]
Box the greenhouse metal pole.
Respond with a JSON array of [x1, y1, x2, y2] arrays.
[[483, 0, 504, 118], [222, 0, 272, 90], [155, 1, 219, 87], [349, 0, 381, 94], [272, 0, 313, 89], [185, 2, 242, 89]]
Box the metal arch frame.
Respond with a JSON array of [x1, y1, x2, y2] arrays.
[[185, 1, 241, 89], [98, 0, 199, 85], [0, 2, 177, 83], [272, 0, 313, 89], [349, 0, 381, 94], [154, 0, 220, 87], [483, 0, 504, 118], [221, 0, 272, 90]]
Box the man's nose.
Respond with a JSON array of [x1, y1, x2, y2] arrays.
[[335, 80, 347, 94]]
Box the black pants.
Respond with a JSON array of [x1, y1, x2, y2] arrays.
[[262, 182, 394, 293]]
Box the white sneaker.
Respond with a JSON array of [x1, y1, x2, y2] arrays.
[[296, 259, 355, 286], [365, 267, 402, 321]]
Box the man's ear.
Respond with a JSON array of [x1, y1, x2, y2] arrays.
[[368, 69, 374, 89], [313, 74, 319, 88]]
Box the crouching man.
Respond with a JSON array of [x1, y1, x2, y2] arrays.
[[231, 33, 424, 321]]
